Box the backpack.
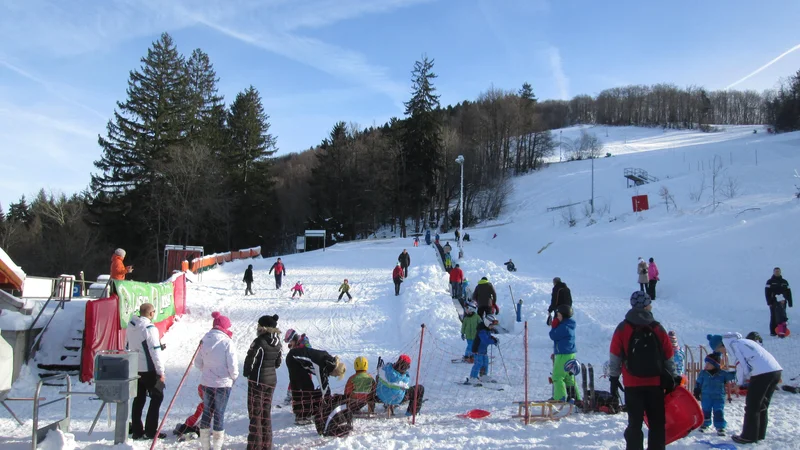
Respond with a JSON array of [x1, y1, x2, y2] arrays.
[[624, 322, 664, 377]]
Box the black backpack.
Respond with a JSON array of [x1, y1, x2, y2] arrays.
[[624, 321, 664, 377]]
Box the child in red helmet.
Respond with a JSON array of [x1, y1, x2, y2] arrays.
[[375, 354, 425, 416]]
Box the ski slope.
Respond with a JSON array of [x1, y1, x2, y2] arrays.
[[2, 125, 800, 449]]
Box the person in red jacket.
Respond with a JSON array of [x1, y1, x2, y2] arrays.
[[110, 248, 133, 281], [608, 291, 678, 450], [392, 263, 404, 296], [449, 264, 464, 300]]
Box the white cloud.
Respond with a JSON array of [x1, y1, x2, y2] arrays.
[[548, 46, 569, 100], [725, 43, 800, 90]]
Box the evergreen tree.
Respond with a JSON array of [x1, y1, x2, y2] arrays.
[[185, 49, 225, 144], [309, 122, 351, 238], [8, 196, 31, 225]]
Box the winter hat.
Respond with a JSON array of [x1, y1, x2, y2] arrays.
[[704, 353, 721, 369], [258, 314, 279, 329], [284, 328, 298, 343], [331, 356, 347, 380], [556, 304, 573, 319], [481, 276, 488, 281], [630, 291, 652, 309], [707, 334, 724, 352], [395, 354, 412, 372], [668, 330, 679, 348], [397, 262, 401, 266], [212, 312, 232, 337], [115, 248, 126, 258]]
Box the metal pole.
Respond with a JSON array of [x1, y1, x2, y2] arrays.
[[524, 321, 529, 425], [412, 324, 426, 425], [459, 161, 464, 255], [150, 342, 202, 450], [591, 157, 595, 214]]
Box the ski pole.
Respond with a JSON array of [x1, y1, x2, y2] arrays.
[[496, 344, 512, 385], [150, 341, 202, 450]]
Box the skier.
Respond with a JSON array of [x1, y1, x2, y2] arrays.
[[608, 291, 678, 450], [285, 346, 346, 425], [127, 303, 166, 441], [291, 281, 304, 299], [460, 303, 480, 362], [435, 233, 440, 244], [463, 233, 470, 242], [765, 267, 792, 337], [375, 354, 425, 416], [243, 314, 281, 450], [392, 263, 404, 296], [338, 278, 353, 302], [398, 249, 411, 278], [693, 352, 735, 436], [669, 330, 686, 386], [444, 252, 453, 272], [637, 257, 648, 292], [503, 259, 517, 272], [472, 277, 497, 319], [547, 277, 572, 326], [243, 264, 254, 296], [413, 237, 419, 247], [345, 356, 377, 413], [647, 258, 660, 300], [425, 230, 431, 245], [111, 248, 133, 281], [268, 258, 286, 289], [449, 264, 464, 299], [714, 333, 783, 444], [283, 329, 311, 405], [455, 229, 460, 241], [194, 312, 239, 450], [443, 242, 452, 254], [549, 305, 577, 402], [461, 277, 471, 303], [466, 315, 499, 385]]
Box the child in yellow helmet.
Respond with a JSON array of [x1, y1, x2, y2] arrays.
[[345, 356, 376, 413]]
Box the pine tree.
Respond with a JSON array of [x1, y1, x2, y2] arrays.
[[7, 196, 31, 224], [309, 122, 350, 238], [185, 49, 225, 144]]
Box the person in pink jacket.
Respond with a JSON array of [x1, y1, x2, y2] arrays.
[[291, 282, 304, 298], [647, 257, 660, 300]]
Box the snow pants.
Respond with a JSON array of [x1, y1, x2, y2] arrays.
[[740, 370, 781, 442], [470, 354, 488, 378], [624, 386, 665, 450], [464, 339, 473, 358], [647, 279, 657, 300], [450, 282, 462, 299], [393, 278, 402, 296], [245, 281, 253, 295], [552, 353, 578, 402], [274, 274, 282, 289], [247, 381, 275, 450], [701, 396, 726, 430]]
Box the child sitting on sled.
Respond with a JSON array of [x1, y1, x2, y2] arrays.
[[172, 385, 204, 439], [291, 281, 304, 298]]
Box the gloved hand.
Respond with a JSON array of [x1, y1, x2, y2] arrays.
[[546, 314, 552, 326], [693, 389, 701, 401], [610, 376, 622, 399], [461, 333, 465, 341]]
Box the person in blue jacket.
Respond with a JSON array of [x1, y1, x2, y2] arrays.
[[467, 315, 499, 385], [425, 230, 431, 246], [549, 304, 577, 401], [375, 354, 425, 416], [693, 353, 736, 436]]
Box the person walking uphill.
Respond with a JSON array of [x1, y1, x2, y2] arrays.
[[195, 312, 239, 450], [608, 291, 678, 450], [472, 277, 497, 319], [549, 305, 578, 402], [126, 303, 166, 440], [637, 257, 648, 292], [398, 249, 411, 278], [449, 264, 464, 300], [647, 258, 660, 300], [243, 264, 254, 296], [548, 277, 572, 326], [111, 248, 133, 281], [392, 264, 404, 296], [765, 267, 792, 336], [268, 258, 286, 290], [243, 314, 282, 450]]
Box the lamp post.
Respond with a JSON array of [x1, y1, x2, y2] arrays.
[[455, 155, 465, 258]]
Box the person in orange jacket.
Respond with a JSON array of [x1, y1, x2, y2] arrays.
[[111, 248, 133, 280]]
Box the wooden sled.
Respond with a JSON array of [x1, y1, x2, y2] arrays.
[[512, 400, 573, 422]]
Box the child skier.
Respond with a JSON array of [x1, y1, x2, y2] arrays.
[[460, 303, 480, 362], [693, 353, 736, 436], [375, 354, 425, 416], [461, 278, 470, 303], [283, 329, 311, 405], [345, 356, 376, 413], [291, 282, 304, 299], [444, 253, 453, 272], [467, 315, 499, 385], [669, 330, 686, 385], [172, 385, 204, 439], [549, 304, 577, 401], [338, 279, 352, 302]]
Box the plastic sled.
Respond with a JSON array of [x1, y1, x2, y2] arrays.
[[775, 323, 791, 338], [457, 409, 491, 419], [644, 387, 703, 445]]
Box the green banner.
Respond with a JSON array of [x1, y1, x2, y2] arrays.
[[114, 280, 176, 328]]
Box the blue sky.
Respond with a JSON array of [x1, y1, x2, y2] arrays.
[[1, 0, 799, 209]]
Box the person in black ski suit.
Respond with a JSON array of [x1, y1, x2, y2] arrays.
[[268, 258, 286, 290], [243, 314, 281, 449], [243, 265, 254, 296], [765, 267, 792, 336], [398, 249, 411, 278], [472, 277, 497, 319], [285, 347, 346, 424], [548, 277, 572, 326]]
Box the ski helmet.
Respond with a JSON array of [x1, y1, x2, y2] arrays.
[[284, 328, 298, 343], [484, 314, 498, 327], [354, 356, 368, 372], [564, 359, 581, 376], [465, 302, 477, 314], [745, 331, 763, 344]]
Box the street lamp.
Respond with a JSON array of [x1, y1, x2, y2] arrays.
[[455, 155, 465, 258]]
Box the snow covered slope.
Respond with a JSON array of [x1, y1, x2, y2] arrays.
[[2, 125, 800, 449]]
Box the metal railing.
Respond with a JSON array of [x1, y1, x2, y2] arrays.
[[32, 373, 72, 449]]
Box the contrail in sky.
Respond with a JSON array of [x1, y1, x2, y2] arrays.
[[726, 43, 800, 90]]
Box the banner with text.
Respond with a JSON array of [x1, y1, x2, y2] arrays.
[[113, 279, 175, 329]]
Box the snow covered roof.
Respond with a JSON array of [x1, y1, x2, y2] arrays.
[[0, 247, 25, 291]]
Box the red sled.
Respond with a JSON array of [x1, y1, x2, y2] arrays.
[[775, 323, 791, 338], [644, 387, 703, 445], [457, 409, 491, 419]]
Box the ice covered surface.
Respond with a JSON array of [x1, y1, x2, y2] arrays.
[[1, 125, 800, 448]]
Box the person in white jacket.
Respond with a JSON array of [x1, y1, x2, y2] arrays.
[[126, 303, 166, 440], [713, 332, 782, 444], [195, 312, 239, 450]]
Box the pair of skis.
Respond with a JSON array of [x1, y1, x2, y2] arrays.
[[581, 363, 595, 412], [458, 378, 505, 391]]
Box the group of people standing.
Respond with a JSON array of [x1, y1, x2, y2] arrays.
[[636, 257, 659, 300]]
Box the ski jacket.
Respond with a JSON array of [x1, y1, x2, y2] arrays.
[[269, 262, 285, 276], [398, 252, 411, 268], [449, 267, 464, 283], [672, 347, 686, 376], [637, 261, 649, 284], [392, 266, 404, 280], [286, 347, 338, 396], [608, 308, 675, 388], [461, 313, 480, 340], [548, 282, 572, 313], [648, 263, 659, 281], [125, 315, 165, 375], [376, 364, 410, 406], [110, 254, 127, 281], [345, 371, 376, 401], [765, 276, 792, 307], [695, 369, 736, 401], [444, 254, 453, 269], [549, 317, 577, 355], [243, 328, 282, 386], [504, 261, 516, 272], [195, 329, 239, 388], [292, 283, 304, 293], [339, 282, 350, 293], [472, 279, 497, 308], [243, 267, 254, 283], [721, 333, 782, 384], [472, 328, 498, 355]]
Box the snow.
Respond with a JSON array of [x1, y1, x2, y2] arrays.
[[0, 247, 25, 283], [2, 125, 800, 449]]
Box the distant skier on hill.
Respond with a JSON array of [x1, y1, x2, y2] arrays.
[[243, 264, 254, 296], [338, 279, 353, 302], [425, 230, 431, 245], [765, 267, 792, 337], [504, 259, 517, 272], [291, 281, 304, 298], [268, 258, 286, 289], [398, 249, 411, 278]]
